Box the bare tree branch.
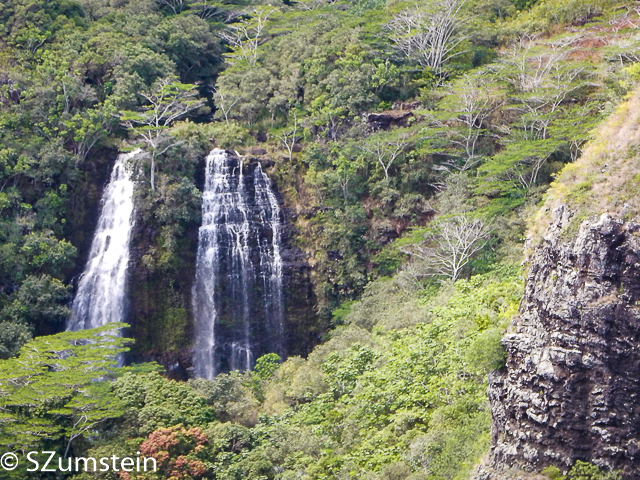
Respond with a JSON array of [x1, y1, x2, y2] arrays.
[[275, 113, 299, 162], [155, 0, 187, 14], [387, 0, 469, 81], [217, 7, 276, 66], [361, 132, 412, 182], [400, 214, 492, 282], [209, 85, 240, 125]]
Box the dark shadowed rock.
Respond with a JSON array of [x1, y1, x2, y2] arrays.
[[476, 207, 640, 479], [251, 147, 268, 155], [366, 110, 413, 130]]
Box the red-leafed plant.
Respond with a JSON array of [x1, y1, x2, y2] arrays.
[[120, 425, 209, 480]]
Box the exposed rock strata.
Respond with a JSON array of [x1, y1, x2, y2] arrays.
[[477, 206, 640, 478]]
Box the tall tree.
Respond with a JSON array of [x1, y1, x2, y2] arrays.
[[217, 7, 277, 66], [436, 72, 504, 171], [387, 0, 469, 81], [119, 77, 204, 191], [399, 214, 492, 282], [361, 130, 413, 182], [275, 113, 300, 162]]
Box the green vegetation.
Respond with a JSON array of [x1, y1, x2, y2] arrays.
[[0, 0, 635, 345], [0, 0, 638, 478], [0, 266, 522, 479], [543, 462, 622, 480], [530, 88, 640, 244], [0, 324, 132, 477]]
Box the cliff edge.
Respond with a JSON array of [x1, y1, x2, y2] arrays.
[[475, 88, 640, 478]]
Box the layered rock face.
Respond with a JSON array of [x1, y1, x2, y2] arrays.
[[481, 207, 640, 478]]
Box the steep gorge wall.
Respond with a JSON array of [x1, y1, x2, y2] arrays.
[[473, 85, 640, 479], [477, 208, 640, 478]]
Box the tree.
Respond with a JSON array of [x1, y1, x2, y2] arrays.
[[217, 7, 276, 66], [119, 77, 204, 191], [0, 324, 130, 456], [474, 35, 595, 196], [254, 353, 281, 380], [1, 274, 71, 332], [478, 136, 563, 193], [436, 72, 504, 171], [112, 372, 215, 436], [296, 0, 326, 11], [331, 152, 363, 201], [548, 103, 602, 162], [361, 131, 412, 182], [501, 35, 590, 141], [210, 85, 240, 125], [155, 0, 188, 14], [21, 231, 77, 277], [133, 425, 209, 480], [275, 113, 299, 162], [188, 373, 259, 426], [0, 321, 32, 361], [566, 460, 622, 480], [399, 214, 492, 282], [387, 0, 469, 80], [189, 0, 243, 22]]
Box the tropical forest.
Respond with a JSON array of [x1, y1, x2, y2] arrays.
[[1, 0, 640, 478]]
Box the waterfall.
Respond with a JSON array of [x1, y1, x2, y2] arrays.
[[193, 148, 285, 379], [67, 149, 139, 332]]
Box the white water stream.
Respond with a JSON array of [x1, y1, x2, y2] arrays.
[[67, 149, 139, 331]]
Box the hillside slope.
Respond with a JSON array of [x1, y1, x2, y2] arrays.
[[476, 87, 640, 478]]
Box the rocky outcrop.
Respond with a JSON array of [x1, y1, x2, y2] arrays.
[[0, 76, 21, 104], [478, 206, 640, 478], [366, 110, 413, 130]]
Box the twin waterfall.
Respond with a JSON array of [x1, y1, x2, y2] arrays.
[[67, 150, 138, 331], [68, 147, 285, 379], [193, 149, 285, 380]]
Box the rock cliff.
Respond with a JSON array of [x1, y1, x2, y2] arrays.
[[476, 207, 640, 478], [126, 153, 318, 377]]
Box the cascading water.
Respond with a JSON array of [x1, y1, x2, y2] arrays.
[[193, 148, 285, 379], [67, 149, 139, 332]]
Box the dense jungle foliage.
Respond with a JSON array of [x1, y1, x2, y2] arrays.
[[1, 0, 639, 477]]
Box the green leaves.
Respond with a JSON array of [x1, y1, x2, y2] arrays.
[[63, 104, 117, 161], [20, 231, 77, 278], [563, 460, 622, 480], [0, 324, 131, 453], [322, 343, 381, 397], [119, 77, 204, 131], [254, 353, 282, 381], [259, 266, 523, 478], [1, 274, 71, 333], [119, 76, 205, 191], [217, 7, 279, 67], [112, 372, 215, 436]]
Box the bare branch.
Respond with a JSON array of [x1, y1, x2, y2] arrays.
[[400, 214, 492, 282], [275, 113, 299, 162], [361, 132, 412, 182], [155, 0, 187, 14], [210, 85, 241, 125], [387, 0, 469, 81], [217, 7, 276, 66]]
